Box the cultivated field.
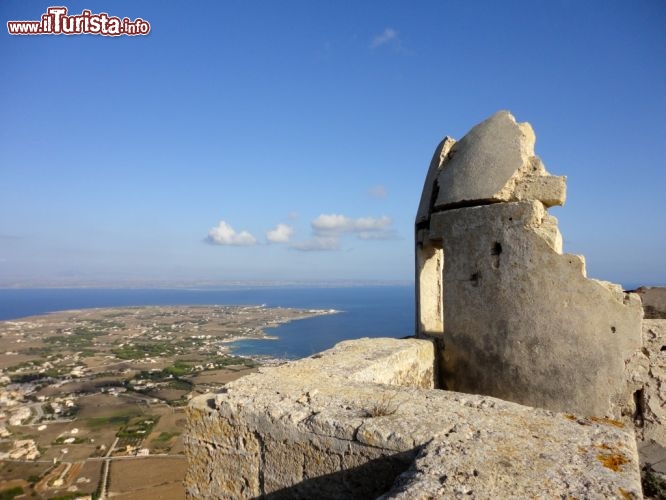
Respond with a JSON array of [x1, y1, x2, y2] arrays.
[[0, 305, 330, 498]]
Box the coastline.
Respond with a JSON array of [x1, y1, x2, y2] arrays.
[[0, 286, 413, 360], [215, 307, 341, 362]]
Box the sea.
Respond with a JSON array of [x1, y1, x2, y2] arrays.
[[0, 286, 414, 359]]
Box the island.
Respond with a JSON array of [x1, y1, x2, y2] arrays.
[[0, 305, 336, 499]]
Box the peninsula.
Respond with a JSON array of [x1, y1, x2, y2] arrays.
[[0, 305, 335, 499]]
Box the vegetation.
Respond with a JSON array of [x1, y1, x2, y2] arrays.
[[167, 399, 190, 407], [112, 343, 176, 359], [117, 416, 159, 438], [133, 363, 193, 383], [86, 319, 125, 329], [44, 330, 98, 349], [132, 357, 256, 387], [48, 494, 80, 500], [163, 361, 192, 377], [42, 403, 78, 419], [87, 412, 138, 430], [168, 378, 193, 391], [153, 431, 180, 443], [41, 321, 122, 351], [643, 465, 666, 499], [213, 355, 258, 368], [365, 392, 398, 418], [5, 360, 39, 372], [0, 487, 23, 500], [19, 346, 53, 356], [9, 372, 48, 383]]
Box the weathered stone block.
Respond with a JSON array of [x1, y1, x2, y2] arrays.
[[185, 338, 642, 499], [431, 111, 566, 209], [635, 319, 666, 446], [384, 417, 641, 499], [184, 401, 263, 498], [265, 337, 436, 390]]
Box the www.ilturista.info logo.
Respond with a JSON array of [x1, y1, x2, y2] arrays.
[[7, 7, 151, 36]]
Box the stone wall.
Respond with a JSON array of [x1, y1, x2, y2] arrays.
[[185, 337, 642, 498], [635, 319, 666, 446]]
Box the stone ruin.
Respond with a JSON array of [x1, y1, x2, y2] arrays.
[[185, 112, 666, 498], [415, 110, 643, 418]]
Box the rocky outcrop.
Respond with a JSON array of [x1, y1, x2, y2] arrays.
[[185, 338, 642, 499], [633, 287, 666, 319], [415, 111, 643, 418]]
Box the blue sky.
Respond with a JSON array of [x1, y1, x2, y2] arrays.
[[1, 1, 664, 287]]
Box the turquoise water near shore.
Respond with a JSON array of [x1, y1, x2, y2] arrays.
[[0, 286, 414, 359]]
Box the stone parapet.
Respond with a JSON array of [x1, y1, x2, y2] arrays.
[[185, 337, 642, 499]]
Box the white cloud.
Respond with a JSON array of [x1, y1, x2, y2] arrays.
[[370, 28, 398, 49], [289, 214, 395, 250], [353, 216, 392, 231], [311, 214, 350, 233], [358, 230, 399, 241], [266, 224, 294, 244], [368, 185, 388, 199], [206, 221, 257, 246], [311, 214, 392, 235], [290, 236, 340, 252]]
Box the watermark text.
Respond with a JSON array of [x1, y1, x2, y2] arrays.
[[7, 7, 150, 36]]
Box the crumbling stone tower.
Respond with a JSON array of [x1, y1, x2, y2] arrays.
[[415, 111, 643, 417]]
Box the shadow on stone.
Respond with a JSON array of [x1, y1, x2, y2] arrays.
[[259, 449, 418, 500]]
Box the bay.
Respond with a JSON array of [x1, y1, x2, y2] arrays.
[[0, 286, 414, 359]]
